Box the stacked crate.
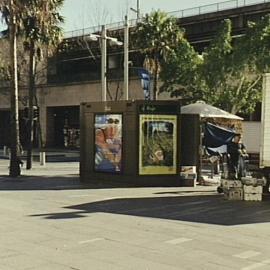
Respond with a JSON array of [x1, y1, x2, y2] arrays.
[[241, 177, 266, 201], [222, 180, 243, 200], [221, 178, 266, 201]]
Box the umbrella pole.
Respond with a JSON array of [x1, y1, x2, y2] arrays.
[[198, 119, 203, 184]]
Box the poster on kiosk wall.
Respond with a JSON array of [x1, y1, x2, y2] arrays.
[[139, 114, 177, 175], [94, 114, 122, 173]]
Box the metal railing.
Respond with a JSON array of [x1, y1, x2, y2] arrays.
[[64, 0, 270, 39], [169, 0, 269, 18]]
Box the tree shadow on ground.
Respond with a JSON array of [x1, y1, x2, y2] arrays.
[[30, 193, 270, 226]]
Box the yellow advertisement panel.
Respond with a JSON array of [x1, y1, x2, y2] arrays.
[[139, 114, 177, 175]]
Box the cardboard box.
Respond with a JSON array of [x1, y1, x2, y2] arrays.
[[181, 166, 196, 174], [243, 185, 263, 194], [243, 193, 262, 201], [224, 188, 243, 200], [241, 177, 266, 187], [222, 180, 242, 189]]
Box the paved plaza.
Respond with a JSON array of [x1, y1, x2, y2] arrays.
[[0, 159, 270, 270]]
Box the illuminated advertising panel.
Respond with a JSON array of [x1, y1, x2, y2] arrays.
[[139, 114, 177, 175], [94, 114, 122, 173]]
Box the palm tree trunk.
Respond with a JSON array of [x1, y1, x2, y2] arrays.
[[9, 0, 21, 177], [26, 40, 35, 170]]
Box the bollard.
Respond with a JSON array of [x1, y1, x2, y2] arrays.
[[40, 151, 46, 166], [3, 146, 7, 156]]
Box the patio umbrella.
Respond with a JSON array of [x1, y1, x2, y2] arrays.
[[181, 101, 243, 120]]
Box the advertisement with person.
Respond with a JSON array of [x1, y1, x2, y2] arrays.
[[94, 114, 122, 173], [139, 114, 177, 175]]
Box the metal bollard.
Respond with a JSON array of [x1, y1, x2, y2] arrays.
[[40, 151, 46, 166], [3, 146, 7, 156]]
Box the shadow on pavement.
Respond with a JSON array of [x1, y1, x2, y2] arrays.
[[30, 193, 270, 226], [0, 175, 139, 190]]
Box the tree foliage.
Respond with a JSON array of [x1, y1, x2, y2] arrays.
[[0, 0, 64, 172], [133, 10, 183, 100], [161, 15, 270, 114], [21, 0, 64, 169]]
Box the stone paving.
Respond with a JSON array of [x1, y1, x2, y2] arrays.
[[0, 159, 270, 269]]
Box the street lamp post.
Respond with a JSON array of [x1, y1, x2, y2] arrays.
[[101, 25, 107, 101], [123, 16, 129, 100], [88, 25, 126, 102], [131, 0, 141, 20], [137, 0, 141, 19]]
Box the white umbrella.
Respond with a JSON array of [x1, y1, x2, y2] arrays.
[[181, 101, 243, 120]]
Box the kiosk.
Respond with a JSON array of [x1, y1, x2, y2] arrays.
[[80, 100, 183, 186]]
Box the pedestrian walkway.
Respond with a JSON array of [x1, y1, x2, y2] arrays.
[[0, 158, 270, 269], [0, 148, 80, 162]]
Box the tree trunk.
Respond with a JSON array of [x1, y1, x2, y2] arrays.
[[26, 40, 36, 170], [9, 1, 21, 177]]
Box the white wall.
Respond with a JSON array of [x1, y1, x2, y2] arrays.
[[260, 73, 270, 167], [242, 121, 261, 153]]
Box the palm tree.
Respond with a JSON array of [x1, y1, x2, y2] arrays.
[[0, 0, 64, 173], [134, 11, 183, 100], [0, 0, 22, 177], [22, 0, 64, 169]]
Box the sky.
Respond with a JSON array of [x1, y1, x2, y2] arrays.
[[0, 0, 249, 33], [62, 0, 227, 32]]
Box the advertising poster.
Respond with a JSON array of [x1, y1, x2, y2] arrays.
[[94, 114, 122, 173], [139, 114, 177, 175]]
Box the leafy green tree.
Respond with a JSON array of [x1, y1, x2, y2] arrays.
[[160, 38, 202, 100], [134, 10, 183, 100], [161, 16, 270, 114]]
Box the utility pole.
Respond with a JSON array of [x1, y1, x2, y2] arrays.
[[26, 40, 35, 170], [88, 27, 122, 102], [131, 0, 141, 20], [123, 15, 129, 100], [101, 25, 107, 101], [137, 0, 141, 19]]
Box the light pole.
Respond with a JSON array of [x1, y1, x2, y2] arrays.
[[131, 0, 141, 20], [123, 16, 129, 100], [88, 28, 123, 102], [88, 25, 127, 102], [101, 25, 107, 101], [137, 0, 141, 19]]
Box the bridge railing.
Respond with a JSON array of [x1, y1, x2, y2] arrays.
[[170, 0, 269, 18], [64, 0, 270, 39]]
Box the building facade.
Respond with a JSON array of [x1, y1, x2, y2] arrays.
[[0, 1, 269, 148]]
